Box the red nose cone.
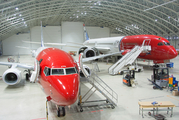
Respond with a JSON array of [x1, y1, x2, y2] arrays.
[[50, 74, 79, 106], [167, 48, 178, 59]]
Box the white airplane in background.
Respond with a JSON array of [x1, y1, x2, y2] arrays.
[[76, 24, 177, 64]]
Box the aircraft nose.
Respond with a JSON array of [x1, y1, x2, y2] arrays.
[[167, 48, 178, 59], [57, 75, 79, 105]]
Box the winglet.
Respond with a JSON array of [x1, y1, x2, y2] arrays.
[[83, 24, 90, 40]]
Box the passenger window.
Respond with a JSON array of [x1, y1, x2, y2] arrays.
[[157, 42, 164, 46], [66, 68, 77, 75], [52, 69, 64, 75]]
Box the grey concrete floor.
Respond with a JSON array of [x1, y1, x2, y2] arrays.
[[0, 55, 179, 120]]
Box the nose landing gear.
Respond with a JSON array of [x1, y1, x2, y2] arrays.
[[57, 106, 66, 117]]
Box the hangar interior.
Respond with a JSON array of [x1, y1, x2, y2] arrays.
[[0, 0, 179, 120]]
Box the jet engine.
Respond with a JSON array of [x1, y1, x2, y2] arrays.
[[79, 47, 99, 58], [2, 68, 22, 85], [80, 65, 91, 78]]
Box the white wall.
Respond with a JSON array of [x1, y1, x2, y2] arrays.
[[86, 26, 109, 39], [61, 22, 84, 52], [2, 22, 113, 55], [3, 33, 31, 55], [110, 34, 125, 37], [30, 26, 61, 49], [3, 26, 61, 55]]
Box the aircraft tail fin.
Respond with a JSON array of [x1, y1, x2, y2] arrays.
[[40, 21, 45, 47], [83, 24, 90, 40]]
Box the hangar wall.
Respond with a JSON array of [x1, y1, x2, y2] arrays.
[[2, 22, 110, 55], [61, 22, 84, 53], [85, 26, 110, 39], [3, 33, 31, 55], [30, 26, 62, 50]]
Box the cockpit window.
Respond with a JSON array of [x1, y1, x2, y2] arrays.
[[50, 67, 77, 75], [164, 42, 170, 46], [52, 69, 64, 75], [157, 42, 164, 46], [66, 68, 77, 75], [44, 67, 51, 76]]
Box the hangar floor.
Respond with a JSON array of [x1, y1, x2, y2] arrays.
[[0, 55, 179, 120]]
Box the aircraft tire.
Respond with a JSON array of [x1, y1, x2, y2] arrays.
[[26, 73, 29, 80], [80, 108, 83, 112], [111, 105, 115, 109], [62, 107, 66, 116], [57, 107, 60, 117]]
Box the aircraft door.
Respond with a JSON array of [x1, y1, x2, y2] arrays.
[[143, 39, 151, 46], [113, 40, 121, 52], [114, 40, 119, 48], [30, 59, 40, 82]]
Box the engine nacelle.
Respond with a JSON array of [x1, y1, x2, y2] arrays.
[[78, 47, 88, 55], [2, 68, 22, 85], [80, 65, 91, 78], [79, 47, 99, 58]]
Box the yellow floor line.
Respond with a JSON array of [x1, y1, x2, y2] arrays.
[[167, 95, 179, 101]]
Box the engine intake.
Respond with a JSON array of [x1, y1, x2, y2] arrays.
[[79, 47, 99, 58], [2, 68, 22, 85]]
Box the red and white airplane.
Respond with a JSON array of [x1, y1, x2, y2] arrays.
[[0, 39, 80, 117], [78, 25, 178, 64], [0, 23, 119, 117]]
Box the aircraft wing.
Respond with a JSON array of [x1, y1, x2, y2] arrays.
[[0, 62, 34, 70], [23, 41, 67, 46], [68, 42, 111, 51], [16, 46, 31, 50], [22, 41, 80, 48], [82, 52, 121, 62]]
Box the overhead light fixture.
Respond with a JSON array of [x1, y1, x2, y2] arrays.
[[15, 7, 18, 10]]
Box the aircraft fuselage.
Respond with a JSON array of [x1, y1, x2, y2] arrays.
[[36, 48, 79, 106], [83, 35, 177, 63]]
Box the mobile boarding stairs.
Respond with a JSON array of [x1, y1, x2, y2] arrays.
[[108, 39, 151, 75], [78, 54, 118, 112]]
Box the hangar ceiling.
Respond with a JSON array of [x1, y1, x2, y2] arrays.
[[0, 0, 179, 40]]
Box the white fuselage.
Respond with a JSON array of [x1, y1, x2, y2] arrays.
[[83, 36, 125, 54]]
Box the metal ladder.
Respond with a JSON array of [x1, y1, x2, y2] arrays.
[[108, 39, 151, 75], [78, 71, 118, 112]]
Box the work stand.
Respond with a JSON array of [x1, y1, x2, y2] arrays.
[[77, 71, 118, 112]]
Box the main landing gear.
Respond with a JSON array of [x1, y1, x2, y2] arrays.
[[57, 106, 66, 117]]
